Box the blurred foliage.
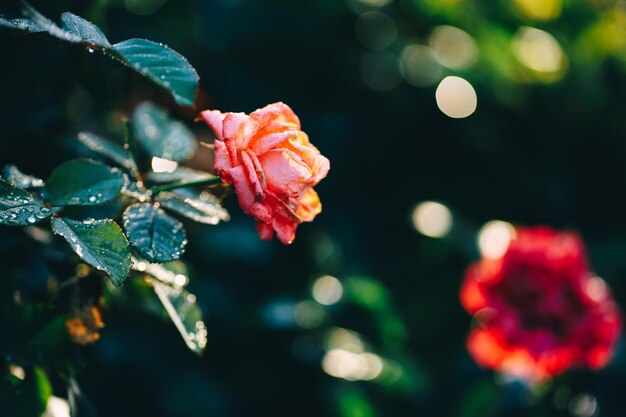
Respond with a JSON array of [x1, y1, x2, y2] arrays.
[[3, 0, 626, 416]]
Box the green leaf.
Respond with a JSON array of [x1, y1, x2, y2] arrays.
[[149, 278, 206, 354], [132, 102, 197, 161], [0, 179, 52, 226], [2, 165, 44, 189], [0, 17, 17, 30], [121, 180, 149, 201], [0, 17, 44, 32], [131, 257, 188, 287], [155, 189, 229, 225], [123, 203, 187, 263], [335, 386, 376, 417], [20, 2, 82, 42], [33, 367, 52, 412], [147, 167, 212, 183], [51, 217, 131, 286], [115, 40, 199, 107], [77, 132, 133, 170], [44, 159, 125, 206], [0, 365, 49, 417], [17, 4, 199, 106], [60, 12, 110, 47], [344, 276, 392, 310]]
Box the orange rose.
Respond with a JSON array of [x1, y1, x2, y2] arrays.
[[200, 102, 330, 244]]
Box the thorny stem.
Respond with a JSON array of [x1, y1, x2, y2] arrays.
[[149, 176, 223, 195]]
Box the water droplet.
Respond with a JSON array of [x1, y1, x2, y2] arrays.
[[27, 216, 36, 224]]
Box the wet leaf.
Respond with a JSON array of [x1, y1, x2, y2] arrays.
[[60, 12, 110, 47], [132, 102, 197, 161], [17, 4, 199, 106], [77, 132, 133, 170], [0, 179, 51, 226], [123, 203, 187, 263], [51, 217, 132, 286], [155, 189, 229, 225], [44, 159, 125, 206], [115, 41, 199, 107], [147, 167, 212, 183], [132, 257, 188, 288], [148, 278, 206, 354], [20, 2, 82, 42], [0, 17, 44, 32], [2, 165, 44, 189], [121, 180, 149, 202]]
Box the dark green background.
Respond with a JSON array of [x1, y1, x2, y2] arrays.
[[3, 0, 626, 416]]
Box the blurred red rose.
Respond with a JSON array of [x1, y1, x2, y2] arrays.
[[460, 226, 621, 383], [201, 102, 329, 244]]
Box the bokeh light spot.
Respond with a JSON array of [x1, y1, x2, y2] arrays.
[[151, 156, 179, 173], [294, 300, 326, 329], [412, 201, 452, 238], [513, 27, 565, 74], [125, 0, 168, 16], [43, 396, 70, 417], [321, 349, 384, 381], [569, 394, 598, 417], [360, 353, 384, 380], [477, 220, 516, 260], [359, 0, 393, 6], [326, 327, 364, 353], [399, 44, 443, 87], [322, 349, 368, 380], [312, 275, 343, 306], [355, 11, 398, 50], [586, 277, 608, 302], [429, 25, 478, 70], [8, 364, 25, 380], [514, 0, 562, 21], [346, 0, 393, 11], [435, 76, 477, 118]]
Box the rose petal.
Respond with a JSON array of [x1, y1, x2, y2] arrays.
[[460, 267, 488, 313], [225, 137, 239, 167], [200, 102, 330, 246], [213, 139, 233, 175], [247, 150, 266, 190], [250, 130, 299, 156], [251, 102, 300, 128], [295, 188, 322, 222], [256, 221, 274, 240], [200, 110, 226, 140], [223, 112, 258, 150], [227, 166, 271, 222], [272, 216, 298, 245], [258, 149, 313, 198], [241, 150, 264, 197], [284, 132, 330, 184], [467, 328, 507, 369]]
